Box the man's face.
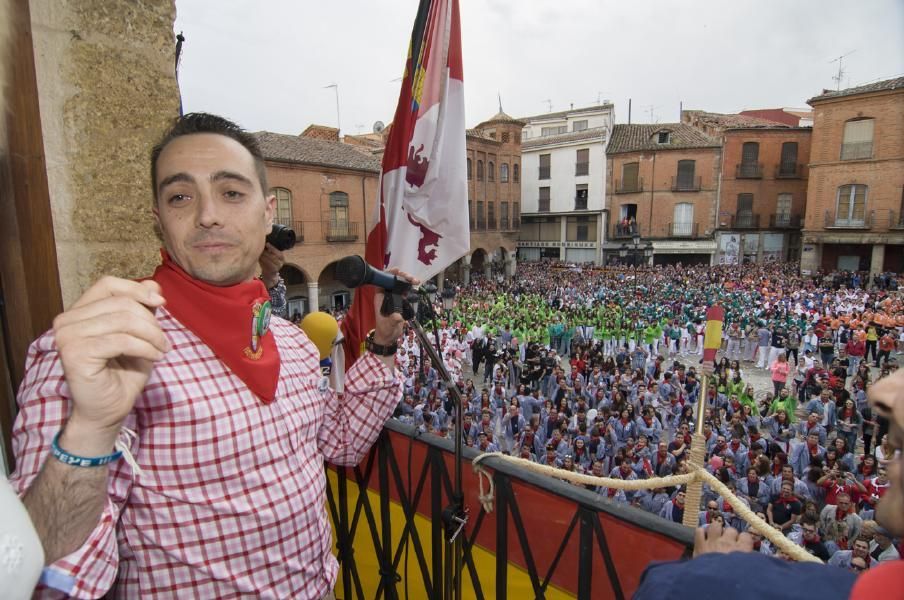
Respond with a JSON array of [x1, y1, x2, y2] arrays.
[[836, 495, 851, 512], [781, 483, 793, 498], [801, 523, 818, 540], [782, 465, 794, 480], [871, 370, 904, 536], [153, 133, 274, 285], [852, 539, 870, 559]]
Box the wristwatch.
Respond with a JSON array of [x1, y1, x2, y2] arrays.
[[365, 330, 398, 356]]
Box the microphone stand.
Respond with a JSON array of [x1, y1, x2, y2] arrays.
[[411, 290, 465, 600]]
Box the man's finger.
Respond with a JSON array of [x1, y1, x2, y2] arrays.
[[72, 276, 165, 311], [736, 532, 755, 552], [721, 526, 740, 542], [693, 526, 708, 557], [56, 311, 169, 355]]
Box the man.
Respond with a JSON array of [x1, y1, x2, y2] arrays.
[[868, 526, 900, 562], [767, 480, 802, 533], [9, 114, 413, 599], [789, 431, 825, 479], [827, 537, 872, 569], [788, 516, 831, 561], [659, 487, 687, 523], [819, 493, 863, 553]]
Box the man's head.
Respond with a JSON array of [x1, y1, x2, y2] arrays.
[[851, 537, 870, 560], [869, 369, 904, 536], [151, 113, 274, 286], [780, 480, 794, 498]]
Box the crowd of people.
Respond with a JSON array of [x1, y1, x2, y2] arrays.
[[390, 260, 903, 571]]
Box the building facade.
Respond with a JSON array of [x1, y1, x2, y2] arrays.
[[605, 124, 721, 265], [683, 111, 812, 264], [800, 77, 904, 275], [518, 104, 614, 264], [255, 130, 381, 317]]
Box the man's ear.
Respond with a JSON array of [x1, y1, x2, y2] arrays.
[[264, 193, 276, 226], [152, 202, 164, 242]]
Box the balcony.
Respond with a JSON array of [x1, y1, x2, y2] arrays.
[[671, 175, 701, 192], [735, 163, 763, 179], [729, 213, 760, 229], [612, 222, 640, 239], [476, 218, 486, 230], [575, 162, 589, 176], [614, 178, 644, 194], [668, 222, 699, 237], [512, 216, 521, 229], [273, 219, 305, 243], [538, 166, 551, 179], [824, 209, 873, 229], [775, 163, 803, 179], [574, 196, 588, 211], [769, 214, 802, 228], [323, 220, 360, 242]]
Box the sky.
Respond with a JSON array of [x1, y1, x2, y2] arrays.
[[174, 0, 904, 136]]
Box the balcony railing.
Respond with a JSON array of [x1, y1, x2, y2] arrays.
[[824, 209, 873, 229], [499, 217, 510, 230], [575, 196, 588, 211], [890, 210, 904, 230], [671, 175, 701, 192], [538, 166, 551, 179], [614, 178, 644, 193], [735, 163, 763, 179], [323, 220, 360, 242], [841, 142, 872, 161], [273, 219, 305, 242], [775, 163, 803, 178], [612, 222, 639, 239], [730, 213, 760, 229], [769, 214, 802, 228], [668, 222, 699, 237], [476, 218, 486, 230], [512, 216, 521, 229]]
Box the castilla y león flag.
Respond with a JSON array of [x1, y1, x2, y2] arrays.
[[341, 0, 469, 367]]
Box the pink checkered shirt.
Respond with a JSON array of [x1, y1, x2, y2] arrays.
[[10, 308, 401, 599]]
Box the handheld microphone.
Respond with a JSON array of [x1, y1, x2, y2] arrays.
[[335, 255, 412, 294], [299, 311, 339, 377]]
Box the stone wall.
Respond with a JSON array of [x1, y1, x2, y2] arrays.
[[30, 0, 180, 306]]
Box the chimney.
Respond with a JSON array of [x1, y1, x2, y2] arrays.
[[300, 124, 340, 142]]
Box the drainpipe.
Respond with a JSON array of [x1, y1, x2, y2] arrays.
[[648, 151, 656, 243], [714, 139, 724, 266]]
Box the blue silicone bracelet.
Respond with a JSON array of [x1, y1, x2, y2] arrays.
[[51, 430, 122, 467]]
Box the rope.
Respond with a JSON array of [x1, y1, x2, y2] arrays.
[[471, 452, 821, 564]]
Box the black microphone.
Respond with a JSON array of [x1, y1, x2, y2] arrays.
[[335, 255, 412, 294]]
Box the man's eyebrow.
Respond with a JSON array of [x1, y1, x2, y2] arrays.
[[211, 170, 254, 186], [158, 172, 195, 193]]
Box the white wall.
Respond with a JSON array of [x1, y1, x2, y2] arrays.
[[522, 140, 607, 213]]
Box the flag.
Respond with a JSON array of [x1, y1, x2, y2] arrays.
[[341, 0, 469, 368], [702, 304, 725, 364]]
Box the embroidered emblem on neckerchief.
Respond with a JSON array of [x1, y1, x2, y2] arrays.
[[244, 299, 272, 360]]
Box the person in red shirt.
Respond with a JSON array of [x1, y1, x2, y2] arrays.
[[817, 466, 857, 506]]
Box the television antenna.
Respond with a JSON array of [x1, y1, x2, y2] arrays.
[[323, 83, 341, 133], [541, 99, 552, 112], [829, 50, 856, 91]]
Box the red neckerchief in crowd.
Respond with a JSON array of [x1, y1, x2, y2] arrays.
[[151, 250, 280, 403]]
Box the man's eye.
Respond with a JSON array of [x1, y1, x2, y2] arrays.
[[224, 190, 245, 200], [168, 194, 190, 205]]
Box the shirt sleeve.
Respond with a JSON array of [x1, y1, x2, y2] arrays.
[[8, 333, 134, 599], [317, 352, 403, 466]]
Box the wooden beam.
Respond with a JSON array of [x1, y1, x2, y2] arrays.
[[0, 0, 63, 471]]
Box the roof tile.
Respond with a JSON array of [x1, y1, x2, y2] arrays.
[[253, 131, 381, 173], [606, 123, 719, 154]]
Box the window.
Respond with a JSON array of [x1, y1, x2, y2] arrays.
[[488, 202, 496, 229], [501, 131, 510, 143], [841, 119, 874, 160], [477, 160, 484, 181], [501, 202, 509, 229], [621, 162, 640, 192], [476, 201, 485, 229], [500, 163, 509, 183], [575, 184, 588, 210], [467, 158, 472, 180], [513, 163, 520, 182], [270, 187, 293, 225], [513, 202, 520, 228], [736, 193, 755, 228], [576, 216, 589, 241], [575, 148, 589, 176], [488, 161, 495, 182], [657, 131, 670, 144], [779, 142, 798, 174], [539, 187, 550, 212], [675, 160, 696, 190], [738, 142, 760, 177], [539, 154, 551, 179], [541, 125, 567, 136], [329, 191, 350, 236], [776, 193, 792, 225], [835, 184, 867, 225], [573, 120, 589, 132], [673, 202, 694, 236], [566, 216, 595, 241]]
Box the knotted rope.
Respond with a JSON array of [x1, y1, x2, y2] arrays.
[[472, 452, 821, 564]]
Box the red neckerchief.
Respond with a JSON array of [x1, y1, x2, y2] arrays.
[[808, 442, 819, 456], [151, 251, 279, 403]]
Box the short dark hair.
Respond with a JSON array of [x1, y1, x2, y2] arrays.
[[150, 112, 268, 202]]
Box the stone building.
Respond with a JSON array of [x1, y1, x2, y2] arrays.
[[800, 77, 904, 275], [518, 104, 614, 265], [683, 111, 812, 264], [605, 123, 721, 265]]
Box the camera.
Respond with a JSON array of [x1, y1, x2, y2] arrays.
[[266, 224, 296, 251]]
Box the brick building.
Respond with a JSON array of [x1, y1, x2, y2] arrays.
[[800, 77, 904, 276], [518, 104, 614, 265], [254, 130, 381, 316], [460, 110, 524, 283], [683, 111, 812, 264], [605, 123, 720, 265]]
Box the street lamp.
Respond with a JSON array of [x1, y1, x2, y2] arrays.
[[441, 286, 456, 316]]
